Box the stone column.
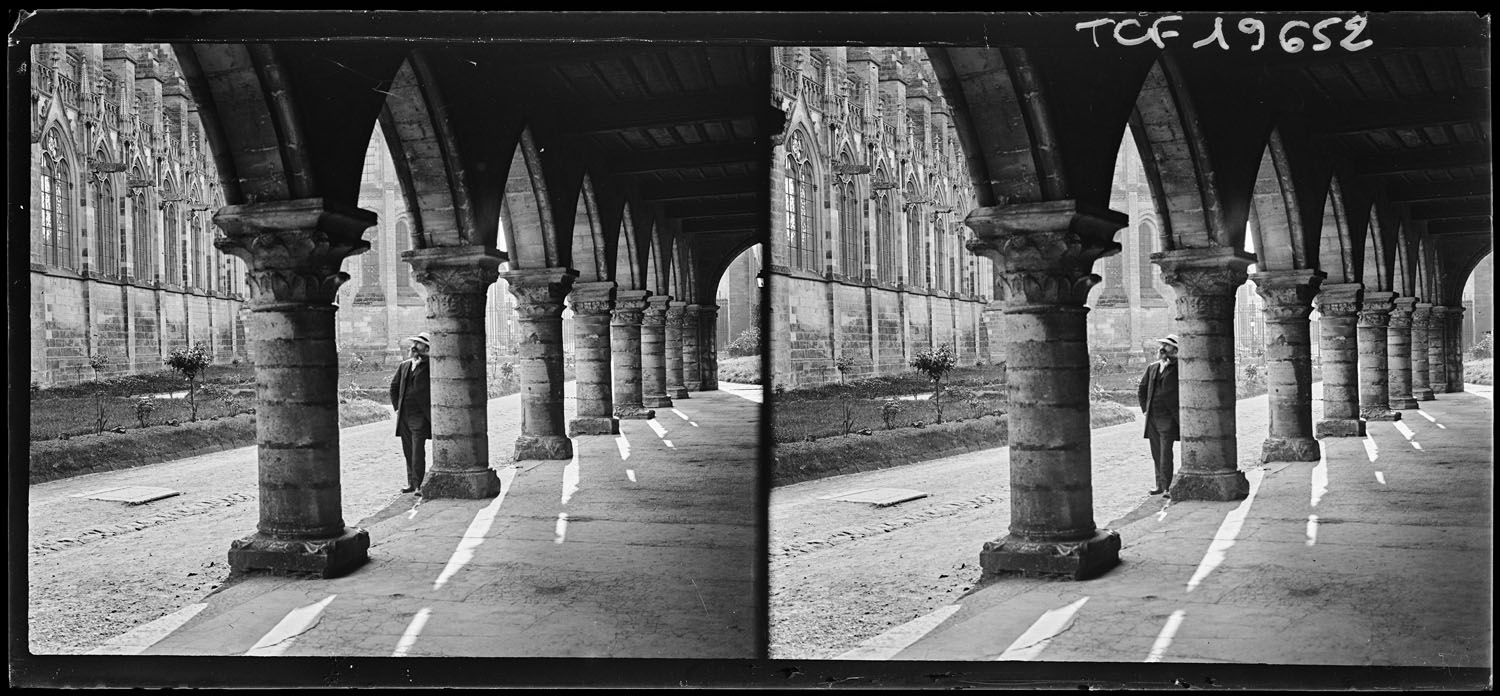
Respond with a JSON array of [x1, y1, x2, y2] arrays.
[[1315, 283, 1365, 437], [213, 198, 373, 578], [1250, 269, 1324, 463], [698, 304, 721, 391], [1428, 305, 1450, 394], [641, 295, 673, 408], [682, 303, 703, 391], [1155, 247, 1257, 501], [665, 301, 689, 399], [1357, 291, 1401, 421], [611, 289, 654, 419], [1411, 303, 1435, 401], [1445, 306, 1466, 392], [568, 280, 619, 435], [1387, 297, 1419, 409], [407, 246, 504, 498], [965, 200, 1125, 580], [502, 267, 579, 460]]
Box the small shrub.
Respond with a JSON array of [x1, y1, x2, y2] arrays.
[[910, 345, 958, 424], [726, 326, 762, 358], [88, 353, 111, 434], [839, 401, 857, 435], [1468, 333, 1493, 360], [135, 396, 158, 428], [165, 343, 212, 422], [880, 399, 904, 430]]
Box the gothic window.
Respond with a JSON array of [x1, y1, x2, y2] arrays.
[[395, 218, 413, 289], [904, 183, 924, 287], [131, 168, 155, 281], [93, 169, 119, 277], [1138, 221, 1158, 293], [875, 173, 896, 284], [162, 183, 181, 286], [934, 221, 948, 290], [837, 164, 860, 278], [784, 131, 817, 273], [38, 131, 74, 269]]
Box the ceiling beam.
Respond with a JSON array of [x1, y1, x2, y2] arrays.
[[1403, 197, 1492, 219], [638, 176, 761, 202], [1385, 177, 1492, 202], [1353, 145, 1491, 177], [681, 214, 759, 235], [607, 141, 759, 176], [1426, 217, 1493, 236], [660, 197, 760, 220], [1313, 89, 1489, 136], [555, 90, 763, 135]]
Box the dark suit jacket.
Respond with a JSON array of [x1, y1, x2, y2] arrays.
[[1138, 360, 1179, 441], [390, 357, 431, 438]]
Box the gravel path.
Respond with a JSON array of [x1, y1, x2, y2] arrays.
[[768, 390, 1295, 659], [27, 392, 527, 654]]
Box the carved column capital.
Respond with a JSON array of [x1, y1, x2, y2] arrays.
[[1315, 282, 1364, 318], [569, 280, 617, 317], [964, 200, 1127, 310], [1358, 291, 1397, 328], [683, 304, 703, 321], [643, 295, 672, 325], [405, 245, 504, 319], [1251, 269, 1325, 322], [501, 267, 579, 320], [212, 198, 377, 310], [1154, 248, 1256, 297], [1388, 297, 1417, 329], [665, 301, 689, 328], [611, 289, 651, 324], [1412, 302, 1434, 326]]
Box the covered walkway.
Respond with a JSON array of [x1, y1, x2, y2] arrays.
[[87, 383, 763, 659], [834, 385, 1492, 667]]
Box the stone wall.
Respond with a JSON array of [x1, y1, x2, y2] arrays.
[[30, 269, 248, 387]]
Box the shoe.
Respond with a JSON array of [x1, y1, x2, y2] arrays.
[[1164, 493, 1171, 499], [400, 487, 415, 494], [1148, 489, 1164, 495], [414, 490, 422, 497]]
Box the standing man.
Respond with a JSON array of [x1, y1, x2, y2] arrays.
[[390, 332, 432, 496], [1137, 334, 1180, 497]]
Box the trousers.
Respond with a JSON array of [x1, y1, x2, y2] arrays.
[[1147, 429, 1175, 491], [400, 433, 427, 490]]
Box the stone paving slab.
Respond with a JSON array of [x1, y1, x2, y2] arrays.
[[864, 389, 1493, 668], [139, 387, 761, 659]]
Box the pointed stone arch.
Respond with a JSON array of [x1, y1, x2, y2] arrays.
[[644, 220, 669, 297], [569, 175, 608, 283], [1246, 131, 1308, 272], [1129, 56, 1230, 250], [1361, 205, 1390, 293], [377, 54, 481, 250], [498, 127, 560, 270], [614, 202, 644, 291], [1392, 221, 1416, 297], [1317, 175, 1357, 284]]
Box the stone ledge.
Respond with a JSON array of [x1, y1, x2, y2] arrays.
[[980, 529, 1121, 581], [227, 526, 369, 579]]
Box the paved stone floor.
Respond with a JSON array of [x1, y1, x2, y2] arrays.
[[822, 384, 1492, 673], [40, 382, 763, 660]]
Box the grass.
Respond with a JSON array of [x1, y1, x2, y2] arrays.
[[772, 364, 1009, 444], [718, 355, 762, 384], [1464, 357, 1492, 385]]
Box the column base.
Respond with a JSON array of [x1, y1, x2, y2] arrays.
[[668, 387, 690, 399], [979, 529, 1121, 581], [1389, 397, 1419, 410], [1316, 418, 1366, 438], [1261, 436, 1321, 463], [569, 416, 620, 436], [515, 435, 573, 461], [684, 381, 702, 391], [1412, 388, 1435, 401], [613, 405, 657, 420], [1359, 406, 1402, 421], [1169, 470, 1249, 501], [421, 468, 501, 499], [642, 395, 674, 408], [227, 527, 369, 579]]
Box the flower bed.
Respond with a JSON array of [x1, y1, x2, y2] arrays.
[[28, 399, 391, 484]]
